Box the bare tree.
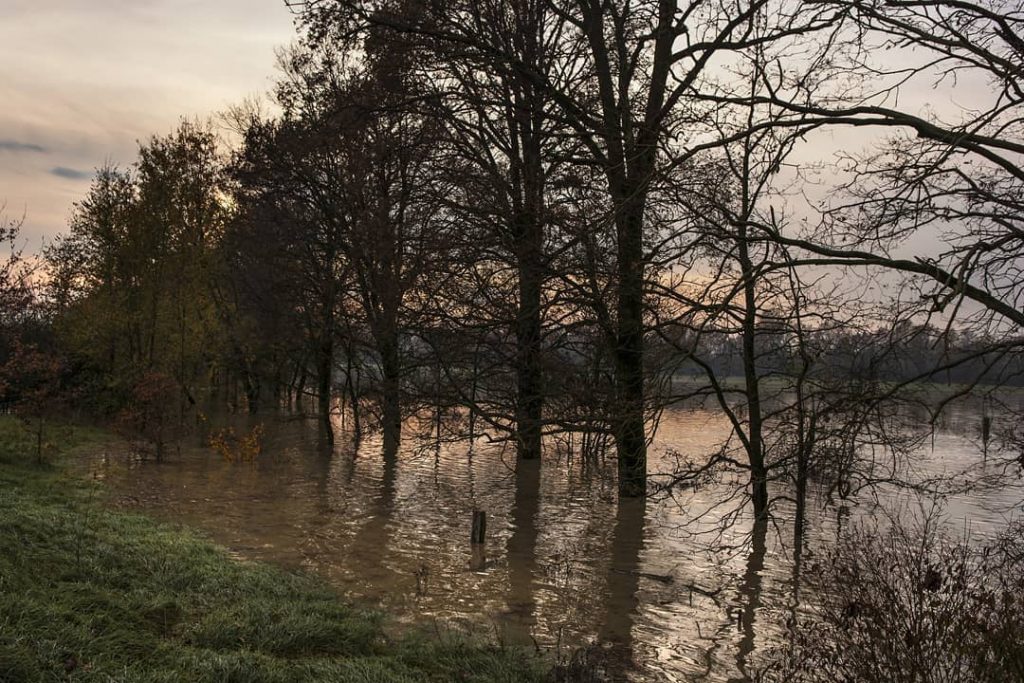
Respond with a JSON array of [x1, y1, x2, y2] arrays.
[[293, 0, 836, 496]]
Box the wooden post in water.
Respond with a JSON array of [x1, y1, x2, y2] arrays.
[[471, 510, 487, 545], [982, 414, 992, 461]]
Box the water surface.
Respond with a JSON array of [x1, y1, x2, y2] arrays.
[[81, 400, 1023, 681]]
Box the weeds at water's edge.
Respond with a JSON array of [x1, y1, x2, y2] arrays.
[[0, 417, 552, 683]]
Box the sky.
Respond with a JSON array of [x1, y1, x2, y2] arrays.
[[0, 2, 993, 258], [0, 0, 297, 245]]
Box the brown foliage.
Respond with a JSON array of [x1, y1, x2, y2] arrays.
[[207, 423, 264, 464]]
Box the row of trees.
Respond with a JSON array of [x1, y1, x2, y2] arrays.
[[280, 0, 1023, 514], [3, 0, 1019, 528]]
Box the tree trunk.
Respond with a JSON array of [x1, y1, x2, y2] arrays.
[[345, 350, 362, 443], [380, 334, 401, 455], [615, 205, 647, 497], [433, 354, 443, 445], [510, 63, 546, 463], [245, 374, 260, 415], [515, 227, 543, 461], [317, 334, 334, 443], [468, 344, 480, 441], [739, 222, 768, 520], [296, 364, 307, 410]]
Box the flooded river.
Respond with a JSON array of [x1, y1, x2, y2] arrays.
[[80, 399, 1023, 681]]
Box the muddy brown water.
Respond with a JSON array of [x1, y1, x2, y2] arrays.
[[79, 400, 1023, 681]]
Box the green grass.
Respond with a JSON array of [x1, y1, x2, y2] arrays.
[[0, 417, 547, 683]]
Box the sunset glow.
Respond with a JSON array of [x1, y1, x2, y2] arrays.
[[0, 0, 294, 242]]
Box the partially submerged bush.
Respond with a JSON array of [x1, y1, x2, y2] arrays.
[[761, 507, 1024, 682], [208, 422, 264, 464], [116, 371, 179, 461]]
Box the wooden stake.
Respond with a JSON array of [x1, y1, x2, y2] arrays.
[[471, 510, 487, 545]]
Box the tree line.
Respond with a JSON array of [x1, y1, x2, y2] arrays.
[[1, 0, 1021, 524]]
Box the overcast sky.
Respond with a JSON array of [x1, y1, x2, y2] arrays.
[[0, 0, 296, 244]]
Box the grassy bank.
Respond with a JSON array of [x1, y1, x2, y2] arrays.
[[0, 418, 547, 683]]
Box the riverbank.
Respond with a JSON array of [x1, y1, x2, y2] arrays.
[[0, 418, 547, 682]]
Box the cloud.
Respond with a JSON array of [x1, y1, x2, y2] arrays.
[[0, 0, 294, 242], [0, 139, 46, 153], [49, 166, 91, 180]]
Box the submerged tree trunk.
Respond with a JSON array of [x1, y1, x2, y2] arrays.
[[295, 363, 307, 411], [380, 333, 401, 455], [614, 204, 647, 497], [243, 367, 260, 415], [510, 58, 546, 463], [344, 349, 362, 443], [738, 223, 769, 520], [791, 414, 809, 617], [514, 206, 544, 461], [433, 353, 443, 445], [468, 343, 480, 441], [317, 333, 334, 444]]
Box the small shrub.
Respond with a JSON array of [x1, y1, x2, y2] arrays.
[[208, 423, 264, 463]]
